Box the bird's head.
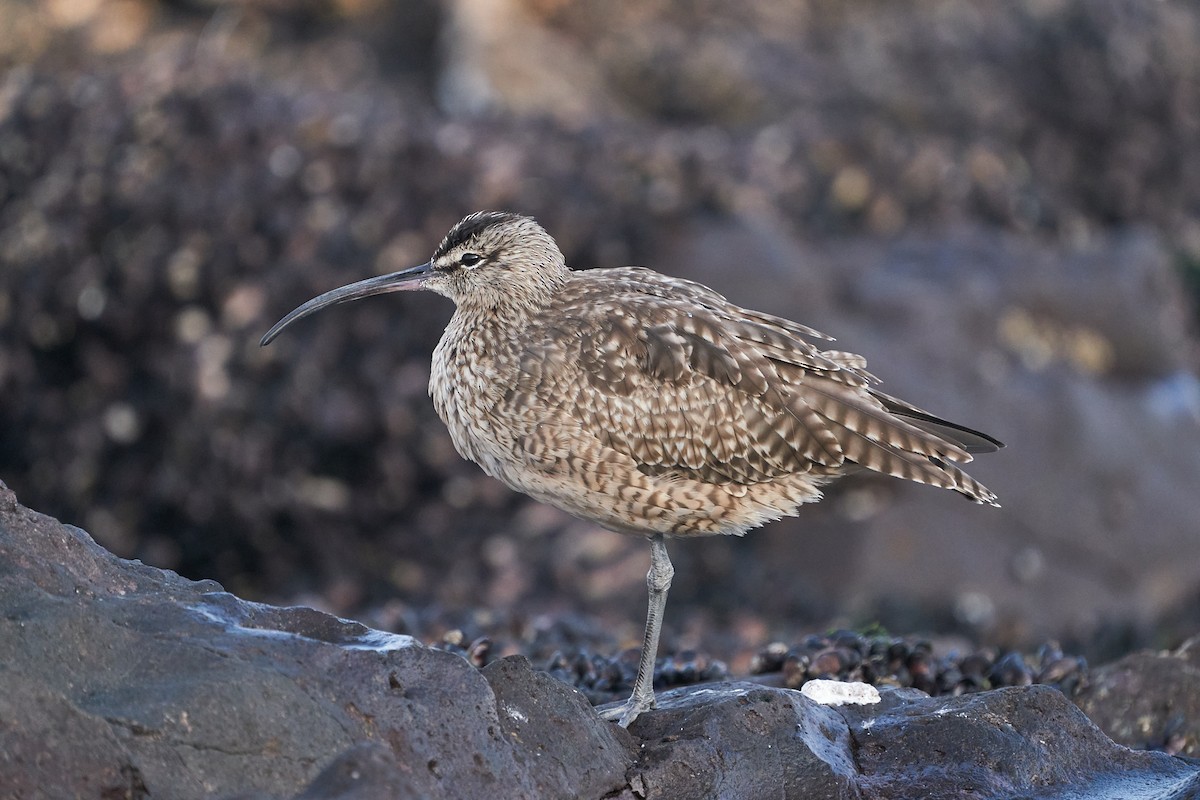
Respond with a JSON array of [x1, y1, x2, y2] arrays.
[[426, 211, 566, 305], [261, 211, 566, 346]]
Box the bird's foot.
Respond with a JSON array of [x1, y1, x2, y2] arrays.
[[599, 691, 655, 728]]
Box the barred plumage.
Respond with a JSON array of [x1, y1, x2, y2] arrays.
[[261, 210, 1003, 728]]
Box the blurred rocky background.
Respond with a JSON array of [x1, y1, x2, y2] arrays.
[[2, 0, 1199, 671]]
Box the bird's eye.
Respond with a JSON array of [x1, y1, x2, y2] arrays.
[[459, 252, 483, 267]]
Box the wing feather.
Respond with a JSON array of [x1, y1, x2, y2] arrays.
[[505, 268, 997, 503]]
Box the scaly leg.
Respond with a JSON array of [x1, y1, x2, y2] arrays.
[[601, 533, 674, 728]]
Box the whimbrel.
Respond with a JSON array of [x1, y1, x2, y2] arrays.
[[262, 211, 1002, 727]]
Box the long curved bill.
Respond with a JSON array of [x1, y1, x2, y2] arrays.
[[260, 261, 434, 346]]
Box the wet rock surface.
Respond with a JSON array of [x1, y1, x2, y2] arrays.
[[3, 481, 1200, 799]]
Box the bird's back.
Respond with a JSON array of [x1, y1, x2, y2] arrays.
[[432, 265, 999, 538]]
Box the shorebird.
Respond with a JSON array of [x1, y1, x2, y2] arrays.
[[262, 211, 1002, 727]]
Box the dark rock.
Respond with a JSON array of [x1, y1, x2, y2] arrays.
[[0, 480, 634, 798], [482, 656, 633, 799], [841, 686, 1200, 799], [290, 743, 410, 800], [628, 683, 1200, 800], [625, 684, 857, 799], [1075, 634, 1200, 757]]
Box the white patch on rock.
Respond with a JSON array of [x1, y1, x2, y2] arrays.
[[345, 630, 419, 652], [503, 702, 528, 723], [801, 679, 881, 706]]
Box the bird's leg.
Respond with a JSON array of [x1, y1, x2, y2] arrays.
[[601, 533, 674, 728]]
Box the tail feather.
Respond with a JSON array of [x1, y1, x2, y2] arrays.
[[870, 389, 1004, 455]]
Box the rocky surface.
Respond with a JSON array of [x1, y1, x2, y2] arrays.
[[0, 480, 632, 799], [620, 683, 1200, 800], [3, 481, 1199, 799]]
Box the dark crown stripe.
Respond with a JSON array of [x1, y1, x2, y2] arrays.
[[434, 211, 523, 260]]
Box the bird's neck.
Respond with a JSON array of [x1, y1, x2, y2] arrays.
[[452, 267, 569, 323]]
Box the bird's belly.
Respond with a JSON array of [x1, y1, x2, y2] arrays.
[[430, 345, 827, 536], [459, 410, 829, 538]]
